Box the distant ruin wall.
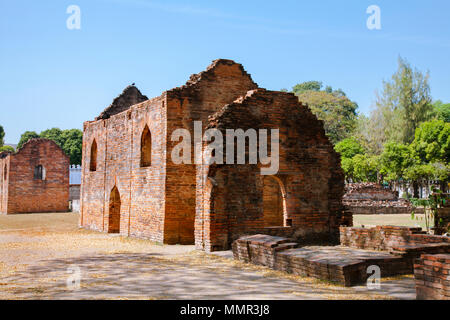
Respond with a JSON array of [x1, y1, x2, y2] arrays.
[[343, 183, 416, 215], [1, 139, 69, 214]]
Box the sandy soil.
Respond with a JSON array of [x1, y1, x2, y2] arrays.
[[0, 212, 414, 300]]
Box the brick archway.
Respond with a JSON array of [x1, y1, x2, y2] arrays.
[[108, 186, 121, 233], [262, 175, 287, 227]]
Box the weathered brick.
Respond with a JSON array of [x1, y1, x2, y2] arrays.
[[0, 139, 69, 214], [80, 59, 347, 250]]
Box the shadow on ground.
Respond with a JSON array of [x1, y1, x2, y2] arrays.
[[0, 252, 414, 300]]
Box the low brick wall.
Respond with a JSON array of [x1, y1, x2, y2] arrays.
[[233, 235, 413, 286], [233, 230, 450, 287], [345, 205, 412, 215], [414, 254, 450, 300], [436, 207, 450, 231], [232, 234, 299, 269], [340, 226, 450, 252]]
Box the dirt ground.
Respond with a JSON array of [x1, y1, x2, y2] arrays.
[[0, 212, 415, 300]]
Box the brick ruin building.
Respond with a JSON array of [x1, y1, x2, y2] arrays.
[[80, 59, 349, 251], [0, 139, 70, 214], [343, 183, 415, 215]]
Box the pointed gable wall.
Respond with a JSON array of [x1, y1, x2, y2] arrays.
[[163, 59, 259, 244]]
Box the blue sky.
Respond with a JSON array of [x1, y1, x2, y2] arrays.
[[1, 0, 449, 143]]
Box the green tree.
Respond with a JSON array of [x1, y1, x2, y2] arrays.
[[410, 119, 450, 164], [0, 145, 14, 153], [0, 125, 4, 146], [352, 154, 379, 183], [341, 157, 355, 182], [432, 100, 450, 123], [292, 81, 323, 95], [354, 110, 389, 155], [17, 131, 40, 149], [375, 56, 433, 144], [335, 137, 365, 159], [40, 128, 64, 147], [60, 129, 83, 165], [379, 142, 416, 191], [40, 127, 83, 164], [296, 90, 358, 144]]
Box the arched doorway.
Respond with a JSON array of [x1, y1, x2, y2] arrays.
[[140, 125, 152, 167], [90, 139, 97, 172], [108, 186, 121, 233], [262, 176, 287, 227]]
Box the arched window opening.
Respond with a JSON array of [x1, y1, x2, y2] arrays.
[[34, 165, 46, 180], [140, 125, 152, 167], [108, 186, 121, 233], [90, 139, 97, 172], [3, 165, 7, 180], [262, 176, 287, 227]]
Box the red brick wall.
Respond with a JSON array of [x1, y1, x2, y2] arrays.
[[0, 139, 69, 214], [233, 234, 412, 287], [80, 60, 347, 249], [340, 226, 450, 251], [196, 89, 346, 251], [81, 60, 260, 245], [0, 154, 11, 213], [80, 96, 167, 243], [415, 254, 450, 300], [164, 59, 258, 244]]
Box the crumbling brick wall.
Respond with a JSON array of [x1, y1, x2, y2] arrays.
[[80, 59, 347, 250], [340, 226, 450, 251], [80, 60, 259, 244], [233, 234, 412, 287], [195, 89, 346, 251], [0, 139, 69, 214], [343, 183, 414, 215], [80, 95, 167, 242], [164, 59, 258, 244], [415, 254, 450, 300]]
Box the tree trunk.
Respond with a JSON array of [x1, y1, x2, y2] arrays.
[[440, 180, 448, 193], [413, 181, 420, 198]]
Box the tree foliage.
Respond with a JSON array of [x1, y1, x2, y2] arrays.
[[335, 137, 378, 182], [287, 57, 448, 194], [433, 100, 450, 123], [379, 142, 415, 182], [292, 81, 323, 95], [60, 129, 83, 165], [410, 119, 450, 164], [374, 56, 434, 144], [40, 128, 65, 146], [0, 145, 14, 153], [17, 128, 83, 165], [296, 90, 358, 144], [0, 125, 4, 146], [17, 131, 40, 150], [335, 137, 365, 159]]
